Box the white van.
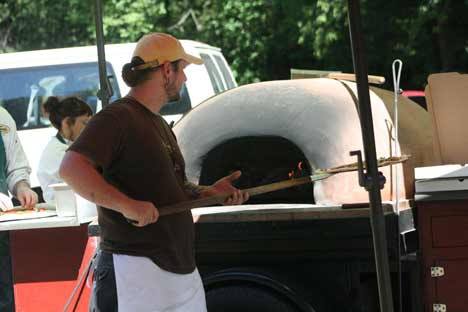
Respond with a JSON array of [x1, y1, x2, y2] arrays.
[[0, 41, 237, 189]]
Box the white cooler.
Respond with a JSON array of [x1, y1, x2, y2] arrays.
[[50, 183, 97, 223]]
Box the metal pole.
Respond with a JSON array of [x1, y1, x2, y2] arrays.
[[94, 0, 113, 107], [346, 1, 395, 311]]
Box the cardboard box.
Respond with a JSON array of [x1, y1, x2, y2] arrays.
[[415, 165, 468, 193]]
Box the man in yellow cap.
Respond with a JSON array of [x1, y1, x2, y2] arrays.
[[60, 33, 248, 311]]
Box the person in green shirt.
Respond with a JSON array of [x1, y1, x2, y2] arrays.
[[0, 106, 38, 311]]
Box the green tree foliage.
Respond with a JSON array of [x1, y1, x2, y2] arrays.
[[1, 0, 467, 89], [0, 0, 94, 51], [196, 0, 274, 83], [102, 0, 169, 41]]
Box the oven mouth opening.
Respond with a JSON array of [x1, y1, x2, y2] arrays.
[[199, 136, 314, 204]]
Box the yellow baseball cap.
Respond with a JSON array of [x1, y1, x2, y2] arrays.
[[132, 33, 203, 70]]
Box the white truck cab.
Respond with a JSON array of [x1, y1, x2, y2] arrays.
[[0, 41, 237, 189]]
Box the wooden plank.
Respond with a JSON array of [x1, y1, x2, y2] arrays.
[[193, 202, 408, 223]]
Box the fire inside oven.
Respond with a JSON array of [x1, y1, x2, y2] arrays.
[[199, 136, 314, 204]]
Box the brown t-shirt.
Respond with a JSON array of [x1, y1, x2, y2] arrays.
[[69, 97, 195, 274]]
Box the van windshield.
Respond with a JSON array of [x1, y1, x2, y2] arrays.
[[0, 62, 120, 130]]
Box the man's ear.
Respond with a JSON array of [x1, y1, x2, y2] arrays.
[[162, 62, 172, 76]]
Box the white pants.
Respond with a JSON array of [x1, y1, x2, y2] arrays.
[[113, 254, 207, 312]]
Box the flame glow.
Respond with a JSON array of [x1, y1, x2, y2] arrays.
[[288, 161, 304, 179]]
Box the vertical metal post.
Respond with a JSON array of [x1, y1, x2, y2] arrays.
[[94, 0, 112, 107], [346, 1, 395, 311]]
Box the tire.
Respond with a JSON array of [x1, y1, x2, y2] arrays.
[[206, 283, 304, 312]]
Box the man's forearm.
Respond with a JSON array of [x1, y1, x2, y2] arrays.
[[59, 151, 131, 214]]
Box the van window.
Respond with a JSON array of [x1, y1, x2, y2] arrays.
[[199, 53, 225, 93], [0, 62, 120, 130], [213, 55, 236, 89], [159, 84, 192, 115]]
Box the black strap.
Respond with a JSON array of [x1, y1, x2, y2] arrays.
[[56, 132, 67, 144], [335, 79, 360, 115]]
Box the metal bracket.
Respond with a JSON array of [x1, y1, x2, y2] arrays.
[[350, 150, 386, 191], [96, 75, 115, 101], [431, 267, 445, 277], [350, 150, 366, 187], [433, 303, 447, 312]]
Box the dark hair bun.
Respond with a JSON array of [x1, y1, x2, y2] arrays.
[[43, 96, 93, 131], [122, 56, 148, 87], [43, 96, 60, 114]]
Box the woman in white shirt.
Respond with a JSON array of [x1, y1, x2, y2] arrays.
[[37, 96, 92, 203]]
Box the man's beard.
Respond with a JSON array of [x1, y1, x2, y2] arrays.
[[168, 92, 180, 102], [166, 80, 181, 102]]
